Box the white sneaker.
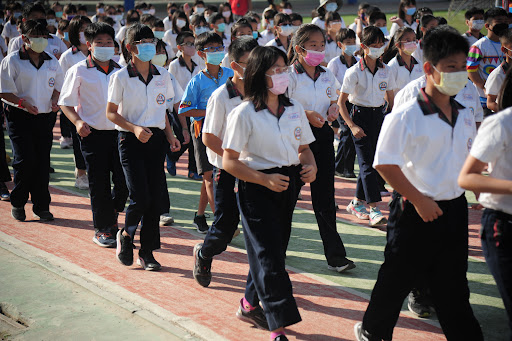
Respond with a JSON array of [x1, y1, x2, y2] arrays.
[[75, 174, 89, 190], [159, 213, 174, 226], [59, 136, 73, 149]]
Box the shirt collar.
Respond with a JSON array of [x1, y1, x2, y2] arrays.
[[226, 77, 243, 99], [417, 88, 465, 128], [339, 54, 357, 67], [178, 55, 197, 73], [293, 60, 325, 81], [396, 54, 418, 72], [465, 31, 484, 39], [254, 96, 292, 114], [19, 45, 52, 69], [274, 36, 290, 47], [72, 46, 80, 54], [326, 35, 334, 44], [127, 60, 160, 85], [86, 54, 121, 74], [359, 57, 384, 72]]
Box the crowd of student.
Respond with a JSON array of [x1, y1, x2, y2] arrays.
[[0, 0, 511, 340]]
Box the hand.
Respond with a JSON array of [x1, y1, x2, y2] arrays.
[[51, 98, 59, 112], [182, 129, 190, 145], [354, 18, 361, 25], [134, 126, 153, 143], [300, 164, 316, 183], [389, 16, 404, 26], [306, 110, 325, 128], [76, 120, 91, 137], [22, 100, 39, 115], [168, 135, 181, 151], [412, 195, 443, 222], [350, 125, 366, 139], [264, 173, 289, 192], [327, 103, 339, 122]]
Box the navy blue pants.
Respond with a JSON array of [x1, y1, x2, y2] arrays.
[[363, 193, 483, 340], [118, 128, 168, 251], [237, 165, 303, 331], [351, 105, 384, 204], [166, 111, 197, 173], [71, 129, 86, 170], [481, 208, 512, 340], [335, 102, 356, 174], [0, 108, 11, 183], [309, 122, 348, 266], [6, 105, 54, 212], [59, 111, 72, 138], [80, 129, 128, 233]]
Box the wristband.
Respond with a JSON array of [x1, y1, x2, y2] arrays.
[[18, 98, 25, 108]]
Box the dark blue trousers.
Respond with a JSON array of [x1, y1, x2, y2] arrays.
[[6, 105, 54, 212], [237, 165, 303, 331], [0, 108, 11, 182], [166, 111, 197, 173], [118, 128, 168, 251], [481, 208, 512, 340], [335, 102, 356, 174], [363, 193, 483, 340], [80, 129, 128, 233]]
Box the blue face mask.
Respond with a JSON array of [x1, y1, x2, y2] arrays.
[[406, 7, 416, 16], [93, 46, 115, 62], [380, 26, 389, 36], [217, 23, 226, 33], [63, 32, 69, 41], [325, 3, 338, 12], [153, 31, 165, 39], [252, 31, 259, 39], [206, 51, 225, 65], [343, 44, 359, 56], [195, 26, 209, 36], [56, 11, 63, 18], [136, 43, 156, 62]]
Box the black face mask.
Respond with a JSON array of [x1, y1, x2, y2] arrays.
[[491, 23, 509, 37], [170, 9, 176, 15], [36, 18, 48, 27]]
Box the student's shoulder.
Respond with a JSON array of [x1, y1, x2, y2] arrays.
[[210, 83, 229, 100], [221, 66, 234, 77], [387, 56, 399, 67], [230, 100, 253, 118], [389, 97, 421, 121], [471, 37, 487, 49]]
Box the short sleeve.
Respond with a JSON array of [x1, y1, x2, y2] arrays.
[[222, 106, 251, 153], [467, 45, 482, 72], [484, 68, 503, 96], [0, 56, 17, 94], [374, 109, 412, 168], [386, 65, 397, 92], [164, 72, 175, 110], [170, 74, 184, 104], [107, 71, 123, 105], [203, 89, 226, 138], [178, 76, 199, 114], [287, 71, 298, 98], [297, 101, 315, 145], [340, 66, 357, 95], [57, 64, 80, 106], [470, 114, 506, 163]]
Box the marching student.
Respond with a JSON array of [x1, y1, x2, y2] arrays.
[[1, 2, 22, 46], [411, 14, 438, 65], [485, 28, 512, 113], [162, 10, 190, 55], [312, 0, 344, 31], [265, 13, 293, 54], [220, 18, 254, 67], [0, 19, 63, 222], [208, 12, 229, 49], [219, 3, 235, 38], [462, 7, 485, 46], [338, 26, 396, 226], [163, 2, 178, 31], [259, 8, 277, 46], [324, 11, 343, 63], [288, 24, 355, 272], [59, 22, 128, 248], [178, 32, 234, 233], [388, 0, 418, 40], [222, 45, 317, 341], [354, 26, 483, 341], [106, 23, 180, 270], [115, 9, 140, 43], [0, 109, 11, 201]]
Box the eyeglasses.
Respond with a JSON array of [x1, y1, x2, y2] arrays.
[[133, 38, 158, 45], [278, 22, 291, 26], [202, 46, 225, 52], [399, 40, 418, 44], [180, 42, 195, 47], [266, 66, 291, 75]]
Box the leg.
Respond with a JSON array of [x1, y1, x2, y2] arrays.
[[108, 130, 129, 215]]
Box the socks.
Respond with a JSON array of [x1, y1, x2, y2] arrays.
[[242, 297, 256, 311], [352, 199, 361, 206], [270, 331, 285, 340]]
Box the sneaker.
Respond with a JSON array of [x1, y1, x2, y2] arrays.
[[159, 213, 175, 226], [49, 166, 55, 174], [166, 160, 177, 176], [33, 211, 54, 221], [116, 229, 134, 266], [335, 171, 357, 179], [354, 322, 383, 341], [193, 243, 212, 287], [408, 289, 433, 318], [188, 172, 203, 181], [369, 207, 387, 226], [346, 200, 370, 220], [274, 336, 288, 341], [327, 257, 356, 273], [59, 136, 73, 149], [137, 249, 162, 271], [11, 206, 26, 221], [0, 182, 10, 201], [236, 299, 269, 330], [193, 212, 209, 234], [75, 174, 89, 190], [93, 231, 116, 248]]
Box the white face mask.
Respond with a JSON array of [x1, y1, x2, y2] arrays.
[[282, 8, 292, 15], [279, 25, 294, 37], [195, 7, 205, 14], [432, 65, 468, 96], [325, 2, 338, 12], [79, 31, 87, 45], [176, 19, 187, 29], [366, 45, 385, 59], [222, 11, 231, 18], [471, 20, 485, 31]]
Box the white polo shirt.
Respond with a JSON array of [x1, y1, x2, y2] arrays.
[[341, 58, 395, 108], [1, 21, 20, 40], [163, 17, 173, 32], [8, 34, 67, 57], [203, 78, 243, 169], [395, 75, 484, 123], [411, 43, 423, 66], [484, 61, 508, 96], [288, 61, 340, 120], [388, 54, 424, 94], [324, 37, 341, 64], [471, 107, 512, 215], [375, 88, 477, 201], [168, 55, 201, 92], [59, 46, 87, 74], [163, 30, 178, 54], [108, 61, 175, 131], [327, 54, 359, 86], [258, 29, 274, 46], [169, 73, 184, 105], [58, 55, 121, 130], [389, 21, 418, 41], [223, 98, 315, 170], [0, 47, 63, 113], [264, 37, 288, 54]]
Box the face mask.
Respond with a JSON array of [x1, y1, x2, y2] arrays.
[[67, 15, 75, 20], [234, 62, 246, 79], [195, 26, 209, 36], [206, 51, 225, 65], [217, 23, 226, 33], [64, 32, 69, 41], [183, 45, 196, 56], [27, 37, 48, 53], [93, 46, 115, 62], [366, 45, 385, 59], [153, 31, 165, 39], [325, 3, 338, 12], [176, 19, 187, 28], [56, 11, 63, 18], [204, 13, 210, 20], [471, 19, 484, 31], [267, 73, 289, 95], [195, 7, 205, 14], [136, 43, 156, 62], [170, 9, 176, 15], [343, 44, 359, 56], [379, 26, 389, 36], [79, 31, 87, 45], [149, 9, 156, 15], [279, 25, 294, 37], [405, 7, 416, 16], [252, 31, 259, 39], [283, 8, 292, 15], [47, 19, 57, 27], [222, 11, 231, 18], [432, 65, 468, 96], [113, 14, 123, 22], [402, 41, 417, 55], [112, 54, 121, 63], [151, 53, 167, 67], [330, 21, 342, 30], [268, 19, 274, 28], [240, 34, 253, 40], [98, 8, 105, 14], [492, 23, 509, 37], [301, 46, 325, 66], [142, 10, 150, 14]]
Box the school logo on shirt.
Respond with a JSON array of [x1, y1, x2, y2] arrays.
[[464, 117, 473, 127], [179, 101, 191, 109], [379, 82, 387, 91], [156, 93, 165, 105], [326, 87, 332, 98], [463, 94, 473, 100], [294, 127, 301, 140], [52, 48, 58, 55], [467, 137, 473, 151], [48, 77, 55, 87]]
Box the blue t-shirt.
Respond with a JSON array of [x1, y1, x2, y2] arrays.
[[178, 66, 234, 123]]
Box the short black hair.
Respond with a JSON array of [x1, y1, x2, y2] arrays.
[[263, 9, 277, 20], [484, 7, 508, 24], [465, 7, 484, 20], [21, 19, 49, 37], [84, 22, 115, 43], [228, 35, 258, 62], [47, 9, 56, 16], [189, 14, 207, 27], [208, 12, 224, 25], [151, 19, 164, 29], [325, 11, 341, 27], [78, 5, 88, 13], [500, 28, 512, 45], [359, 3, 370, 11], [194, 30, 223, 51], [176, 30, 194, 45], [336, 28, 356, 44], [361, 25, 384, 46], [231, 18, 253, 37], [437, 16, 447, 25], [140, 14, 155, 25], [23, 2, 46, 19], [63, 4, 77, 15], [423, 25, 469, 65], [274, 13, 290, 26], [245, 11, 260, 20], [69, 15, 92, 47], [414, 7, 433, 21], [289, 13, 302, 23], [58, 19, 69, 32], [98, 16, 115, 27], [124, 23, 154, 47], [369, 11, 386, 26]]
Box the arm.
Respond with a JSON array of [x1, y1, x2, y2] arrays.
[[60, 105, 91, 137], [468, 72, 486, 91], [386, 90, 394, 112], [203, 133, 223, 157], [164, 113, 180, 151], [106, 102, 153, 143], [355, 18, 363, 41], [298, 144, 317, 183], [178, 114, 190, 144], [1, 93, 38, 115], [337, 92, 366, 138], [180, 108, 206, 117], [51, 90, 60, 111], [487, 94, 498, 112], [458, 155, 512, 195]]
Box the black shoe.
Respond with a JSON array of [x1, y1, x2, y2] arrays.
[[116, 229, 133, 266], [49, 166, 55, 173], [33, 211, 54, 221], [344, 171, 357, 178], [0, 182, 9, 201], [408, 288, 434, 318], [193, 212, 209, 234], [93, 231, 116, 248], [11, 206, 26, 221], [354, 322, 383, 341], [137, 249, 161, 271], [236, 299, 269, 330], [274, 335, 288, 341], [193, 243, 212, 287], [327, 257, 356, 273]]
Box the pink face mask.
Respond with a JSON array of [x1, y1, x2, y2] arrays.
[[301, 46, 325, 66], [402, 41, 417, 55], [267, 73, 289, 95], [183, 45, 196, 56]]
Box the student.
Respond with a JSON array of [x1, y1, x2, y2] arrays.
[[467, 7, 508, 117], [265, 13, 292, 54], [1, 2, 22, 46], [221, 18, 254, 67], [0, 19, 63, 222], [56, 19, 70, 45], [193, 1, 206, 16], [106, 23, 180, 270], [411, 14, 438, 65], [116, 10, 140, 43], [338, 26, 396, 226], [163, 10, 190, 55], [91, 2, 106, 23], [354, 26, 484, 341], [324, 11, 343, 63], [59, 22, 128, 247], [348, 3, 370, 34], [0, 109, 11, 201], [327, 28, 359, 179], [163, 2, 178, 31], [312, 0, 344, 31], [289, 12, 303, 34], [178, 32, 234, 233], [78, 5, 89, 18], [288, 24, 355, 271], [189, 14, 210, 37], [62, 4, 77, 21], [280, 1, 293, 15], [458, 69, 512, 340], [485, 28, 511, 113], [46, 9, 57, 35], [367, 11, 389, 40], [243, 13, 262, 40], [259, 8, 277, 46], [223, 45, 317, 341], [208, 12, 229, 49], [462, 7, 485, 46], [149, 19, 175, 60], [389, 0, 418, 39], [219, 3, 235, 38]]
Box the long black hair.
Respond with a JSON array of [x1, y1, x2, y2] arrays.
[[287, 23, 325, 64], [382, 26, 415, 64], [68, 15, 92, 47], [499, 66, 512, 111]]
